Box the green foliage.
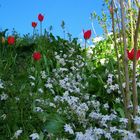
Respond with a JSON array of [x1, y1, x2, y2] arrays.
[[0, 27, 139, 139]]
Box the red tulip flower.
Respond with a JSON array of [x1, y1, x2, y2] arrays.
[[127, 48, 140, 60], [38, 14, 44, 22], [83, 30, 92, 40], [7, 36, 15, 45], [33, 52, 41, 61], [32, 22, 37, 28], [83, 29, 91, 49]]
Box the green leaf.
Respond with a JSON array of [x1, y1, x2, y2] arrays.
[[44, 114, 64, 134], [116, 107, 125, 118]]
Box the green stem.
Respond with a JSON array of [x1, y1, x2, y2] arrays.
[[33, 28, 35, 38], [40, 21, 42, 36], [85, 40, 87, 49]]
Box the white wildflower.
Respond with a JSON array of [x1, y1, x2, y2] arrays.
[[59, 58, 66, 66], [107, 89, 111, 94], [29, 75, 35, 81], [29, 133, 39, 140], [100, 58, 106, 65], [87, 48, 93, 55], [38, 88, 43, 93], [108, 74, 113, 78], [40, 71, 47, 79], [109, 85, 115, 91], [49, 102, 56, 108], [115, 98, 121, 103], [69, 48, 75, 53], [75, 132, 84, 140], [35, 107, 43, 112], [64, 124, 74, 134], [0, 93, 8, 100], [13, 129, 23, 139], [122, 83, 126, 88], [45, 83, 53, 89], [133, 116, 140, 125], [110, 127, 118, 133], [94, 127, 104, 135], [54, 52, 57, 55], [114, 84, 119, 90], [55, 55, 60, 60], [89, 112, 102, 120], [120, 118, 128, 124], [63, 54, 67, 58], [103, 103, 109, 110], [104, 133, 113, 140], [107, 78, 112, 85]]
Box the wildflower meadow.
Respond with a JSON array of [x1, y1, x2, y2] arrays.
[[1, 0, 140, 140]]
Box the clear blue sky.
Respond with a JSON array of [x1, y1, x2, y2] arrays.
[[0, 0, 104, 38]]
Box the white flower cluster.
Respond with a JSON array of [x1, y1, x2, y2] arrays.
[[64, 124, 74, 134], [29, 132, 39, 140], [26, 45, 140, 140], [0, 92, 8, 101], [11, 129, 23, 139], [55, 52, 66, 66], [104, 74, 120, 94], [75, 126, 137, 140]]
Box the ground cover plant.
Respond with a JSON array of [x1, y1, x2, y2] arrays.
[[1, 0, 140, 139]]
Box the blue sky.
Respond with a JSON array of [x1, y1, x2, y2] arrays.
[[0, 0, 104, 38]]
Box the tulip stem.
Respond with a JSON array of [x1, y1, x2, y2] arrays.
[[40, 21, 42, 36], [85, 40, 87, 49], [33, 28, 35, 39]]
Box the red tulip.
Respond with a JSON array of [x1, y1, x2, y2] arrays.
[[83, 30, 91, 40], [127, 48, 140, 60], [7, 36, 15, 45], [33, 52, 41, 61], [32, 22, 37, 28], [38, 14, 44, 22]]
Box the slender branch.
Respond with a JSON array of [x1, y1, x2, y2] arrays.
[[91, 21, 97, 37], [113, 0, 123, 55], [111, 0, 127, 117], [132, 7, 140, 132], [128, 0, 134, 48], [120, 0, 131, 129]]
